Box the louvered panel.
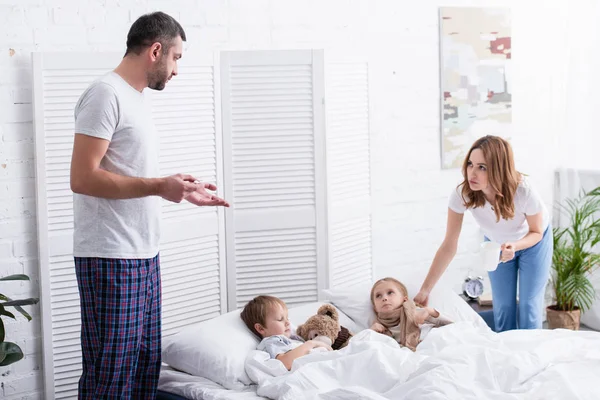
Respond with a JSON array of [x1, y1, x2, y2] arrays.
[[151, 66, 219, 221], [229, 62, 316, 211], [47, 253, 80, 399], [221, 50, 327, 311], [330, 217, 372, 287], [160, 234, 222, 337], [233, 223, 318, 310], [34, 52, 227, 400], [34, 59, 112, 400], [151, 59, 226, 337], [41, 70, 99, 233], [326, 62, 373, 288]]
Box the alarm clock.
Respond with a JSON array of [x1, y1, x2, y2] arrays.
[[462, 276, 484, 300]]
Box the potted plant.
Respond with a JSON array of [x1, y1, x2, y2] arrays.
[[547, 186, 600, 330], [0, 274, 39, 366]]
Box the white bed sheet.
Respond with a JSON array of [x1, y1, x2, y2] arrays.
[[161, 323, 600, 400], [248, 323, 600, 400], [159, 366, 265, 400]]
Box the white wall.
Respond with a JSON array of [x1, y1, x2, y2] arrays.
[[0, 0, 583, 398], [559, 0, 600, 170]]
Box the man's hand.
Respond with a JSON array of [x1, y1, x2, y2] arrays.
[[185, 182, 230, 207], [158, 174, 199, 203]]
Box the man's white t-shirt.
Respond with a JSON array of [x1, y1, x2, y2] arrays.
[[448, 177, 549, 244], [73, 72, 160, 259]]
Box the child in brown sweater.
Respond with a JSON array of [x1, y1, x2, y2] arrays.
[[370, 277, 452, 351]]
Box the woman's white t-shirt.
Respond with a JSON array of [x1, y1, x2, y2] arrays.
[[448, 177, 549, 244]]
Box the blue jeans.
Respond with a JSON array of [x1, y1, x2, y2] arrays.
[[487, 226, 552, 332]]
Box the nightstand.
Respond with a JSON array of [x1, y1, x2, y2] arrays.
[[460, 294, 495, 331]]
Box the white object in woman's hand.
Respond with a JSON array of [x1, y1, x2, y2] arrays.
[[500, 242, 515, 262]]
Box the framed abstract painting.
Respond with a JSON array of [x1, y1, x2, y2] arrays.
[[439, 7, 512, 169]]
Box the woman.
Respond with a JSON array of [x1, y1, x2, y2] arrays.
[[414, 135, 552, 331]]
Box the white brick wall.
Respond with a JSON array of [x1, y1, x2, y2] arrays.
[[0, 0, 587, 398]]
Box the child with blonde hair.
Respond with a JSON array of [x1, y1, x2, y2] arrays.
[[370, 277, 452, 351]]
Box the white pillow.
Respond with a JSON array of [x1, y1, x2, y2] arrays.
[[322, 276, 489, 331], [162, 309, 257, 389], [321, 284, 376, 330], [162, 301, 355, 389]]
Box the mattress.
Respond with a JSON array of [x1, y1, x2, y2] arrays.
[[158, 366, 265, 400]]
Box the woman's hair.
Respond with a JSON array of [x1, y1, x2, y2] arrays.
[[370, 277, 409, 309], [459, 135, 520, 222], [240, 295, 287, 339]]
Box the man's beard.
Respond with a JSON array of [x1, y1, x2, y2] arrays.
[[148, 60, 169, 91]]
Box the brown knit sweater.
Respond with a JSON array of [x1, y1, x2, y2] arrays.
[[376, 302, 452, 351]]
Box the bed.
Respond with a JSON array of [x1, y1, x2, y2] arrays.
[[157, 282, 600, 400]]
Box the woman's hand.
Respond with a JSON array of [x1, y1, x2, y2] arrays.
[[500, 242, 516, 262], [370, 322, 386, 333], [414, 290, 430, 307]]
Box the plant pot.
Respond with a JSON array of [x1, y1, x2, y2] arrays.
[[546, 306, 581, 330]]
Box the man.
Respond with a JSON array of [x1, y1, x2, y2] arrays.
[[70, 12, 229, 399]]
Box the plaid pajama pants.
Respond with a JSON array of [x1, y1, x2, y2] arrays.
[[75, 254, 161, 400]]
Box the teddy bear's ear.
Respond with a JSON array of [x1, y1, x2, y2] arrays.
[[296, 324, 306, 338], [317, 304, 339, 322]]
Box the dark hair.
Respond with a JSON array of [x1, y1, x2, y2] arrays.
[[240, 295, 287, 339], [125, 12, 186, 56]]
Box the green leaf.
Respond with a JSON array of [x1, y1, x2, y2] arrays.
[[0, 309, 15, 319], [2, 298, 39, 307], [0, 274, 30, 282], [588, 186, 600, 197], [0, 318, 4, 343], [0, 342, 24, 366], [0, 297, 38, 321], [0, 304, 15, 320], [12, 305, 32, 321]]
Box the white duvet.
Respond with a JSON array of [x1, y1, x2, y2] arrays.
[[246, 322, 600, 400]]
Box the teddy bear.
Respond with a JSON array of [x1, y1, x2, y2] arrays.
[[295, 304, 353, 350]]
